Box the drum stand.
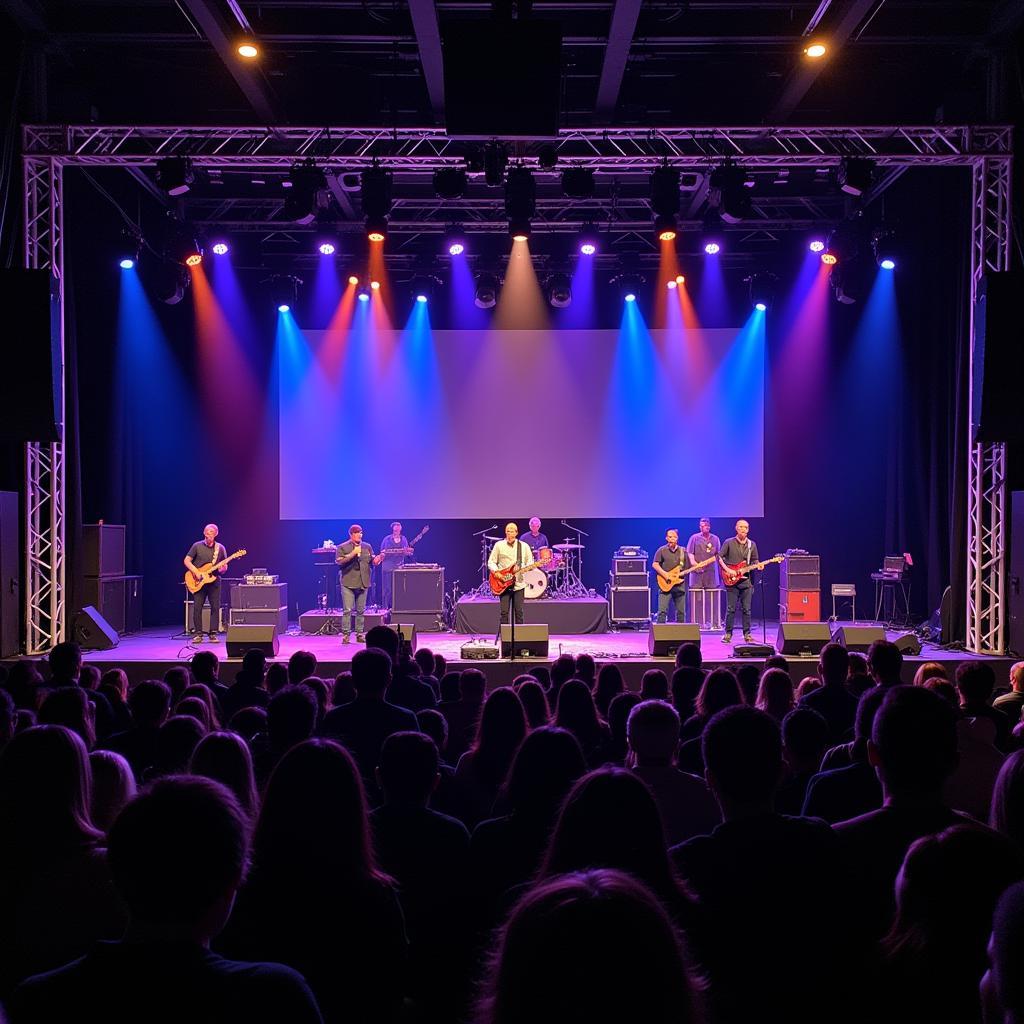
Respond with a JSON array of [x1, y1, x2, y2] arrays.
[[471, 527, 501, 597]]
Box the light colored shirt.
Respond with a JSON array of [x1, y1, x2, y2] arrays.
[[488, 539, 530, 592]]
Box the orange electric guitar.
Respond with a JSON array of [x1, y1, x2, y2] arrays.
[[655, 555, 718, 593], [184, 549, 247, 594], [721, 554, 785, 587], [490, 551, 552, 596]]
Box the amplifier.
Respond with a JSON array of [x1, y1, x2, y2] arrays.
[[393, 566, 444, 613], [613, 557, 647, 574], [611, 570, 649, 588], [615, 547, 648, 558], [229, 606, 288, 631], [501, 623, 549, 658], [831, 583, 857, 597], [779, 589, 821, 621], [83, 523, 126, 577], [244, 574, 279, 586], [83, 575, 143, 635], [610, 587, 651, 622], [781, 556, 819, 585], [184, 601, 225, 634], [461, 640, 499, 660], [231, 583, 288, 610], [781, 573, 821, 592]]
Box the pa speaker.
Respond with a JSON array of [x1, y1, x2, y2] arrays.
[[776, 622, 831, 656], [832, 625, 886, 653], [226, 623, 279, 658], [973, 273, 1024, 443], [72, 605, 119, 651], [648, 623, 701, 657], [388, 622, 418, 654], [893, 632, 923, 656], [500, 623, 549, 658]]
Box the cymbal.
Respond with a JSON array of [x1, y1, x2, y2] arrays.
[[553, 543, 584, 551], [483, 535, 502, 542]]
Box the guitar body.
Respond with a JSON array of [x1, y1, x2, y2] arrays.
[[721, 554, 785, 587], [656, 555, 717, 593], [490, 554, 550, 596], [184, 549, 247, 594]]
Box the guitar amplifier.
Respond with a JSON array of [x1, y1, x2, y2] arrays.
[[229, 606, 288, 631], [83, 575, 143, 635], [231, 583, 288, 610], [780, 556, 820, 591], [779, 589, 821, 621], [393, 566, 444, 613], [613, 557, 647, 574], [610, 586, 651, 622], [611, 570, 649, 588]]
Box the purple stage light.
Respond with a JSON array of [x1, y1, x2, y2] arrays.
[[704, 242, 721, 255], [809, 239, 825, 253], [448, 242, 465, 256], [579, 242, 596, 256], [211, 242, 229, 255], [318, 241, 336, 256]]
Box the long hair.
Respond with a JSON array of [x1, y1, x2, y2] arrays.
[[179, 682, 221, 729], [467, 687, 528, 788], [695, 668, 744, 718], [500, 726, 586, 822], [593, 664, 624, 718], [190, 730, 259, 820], [755, 668, 795, 722], [516, 680, 550, 729], [554, 680, 606, 751]]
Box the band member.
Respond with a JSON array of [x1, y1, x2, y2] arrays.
[[686, 517, 722, 589], [520, 517, 549, 558], [653, 529, 689, 624], [719, 519, 759, 644], [336, 524, 383, 644], [488, 522, 529, 625], [184, 523, 227, 643], [379, 521, 411, 609]]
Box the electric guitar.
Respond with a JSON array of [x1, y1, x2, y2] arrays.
[[184, 549, 247, 594], [721, 553, 785, 587], [655, 555, 717, 593], [490, 551, 552, 596], [382, 525, 430, 558]]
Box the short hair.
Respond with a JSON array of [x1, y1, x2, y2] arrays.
[[241, 649, 268, 677], [640, 669, 669, 701], [227, 706, 267, 743], [416, 708, 448, 752], [867, 640, 903, 683], [675, 643, 702, 669], [287, 650, 317, 686], [267, 685, 318, 750], [79, 665, 101, 691], [351, 648, 392, 696], [703, 706, 782, 803], [699, 517, 711, 526], [764, 654, 789, 672], [48, 641, 82, 680], [853, 686, 886, 741], [203, 523, 219, 534], [871, 685, 957, 792], [349, 524, 363, 536], [529, 517, 541, 528], [378, 731, 439, 803], [781, 707, 829, 761], [627, 700, 681, 763], [390, 521, 402, 530], [365, 624, 400, 664], [129, 680, 171, 727], [439, 671, 462, 703], [189, 650, 219, 684], [163, 666, 192, 702], [108, 775, 249, 926], [459, 668, 487, 702], [818, 642, 850, 682], [912, 661, 948, 688], [265, 662, 289, 696], [991, 750, 1024, 850], [955, 662, 997, 705], [333, 671, 355, 707], [666, 528, 679, 538], [39, 687, 95, 748], [414, 648, 435, 675]]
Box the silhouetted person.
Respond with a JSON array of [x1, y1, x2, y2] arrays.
[[603, 692, 641, 765], [441, 667, 486, 764], [47, 642, 113, 739], [516, 679, 550, 729], [162, 666, 192, 705], [573, 653, 597, 688], [221, 650, 270, 722], [554, 680, 610, 767], [265, 662, 289, 696], [957, 662, 1012, 751], [190, 650, 229, 708], [982, 880, 1024, 1023], [994, 662, 1024, 721], [592, 664, 624, 718], [671, 663, 706, 724], [9, 775, 323, 1023], [287, 650, 317, 686], [867, 639, 904, 688], [2, 659, 44, 711], [146, 715, 205, 781], [775, 706, 829, 815], [800, 642, 858, 742], [678, 667, 745, 773], [98, 669, 132, 734], [102, 680, 171, 781], [253, 685, 317, 788], [755, 667, 795, 723], [0, 687, 16, 752], [39, 687, 96, 749], [190, 731, 259, 820], [88, 749, 136, 831]]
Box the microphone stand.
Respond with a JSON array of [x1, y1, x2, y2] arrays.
[[758, 574, 768, 645]]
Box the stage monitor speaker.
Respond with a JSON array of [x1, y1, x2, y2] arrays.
[[973, 273, 1024, 444], [500, 623, 549, 658], [648, 623, 701, 657], [226, 623, 280, 658], [443, 21, 561, 137], [0, 269, 61, 443], [0, 491, 18, 657], [893, 632, 923, 656], [832, 625, 887, 653], [776, 622, 831, 657], [73, 605, 119, 651], [388, 621, 419, 654]]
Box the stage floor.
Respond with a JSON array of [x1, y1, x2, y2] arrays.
[[59, 622, 1012, 690]]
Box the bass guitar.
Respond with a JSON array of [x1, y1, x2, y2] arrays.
[[721, 554, 785, 587], [184, 549, 247, 594], [655, 555, 718, 593], [490, 552, 552, 596], [382, 525, 430, 557]]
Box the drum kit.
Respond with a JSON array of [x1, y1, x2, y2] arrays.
[[473, 528, 589, 600]]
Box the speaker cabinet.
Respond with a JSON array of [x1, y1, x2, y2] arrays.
[[500, 623, 549, 658], [776, 622, 831, 656], [184, 602, 225, 635], [231, 583, 288, 609], [779, 590, 821, 621], [229, 607, 288, 631], [392, 567, 444, 613], [832, 625, 887, 653], [893, 632, 923, 656], [648, 623, 701, 657], [387, 622, 419, 654], [973, 273, 1024, 443], [82, 524, 126, 577], [73, 605, 119, 651], [610, 588, 651, 622], [226, 623, 280, 657]]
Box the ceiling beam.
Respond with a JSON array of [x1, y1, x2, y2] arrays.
[[407, 0, 445, 122], [325, 171, 360, 222], [177, 0, 283, 124], [766, 0, 881, 123], [595, 0, 643, 119], [0, 0, 47, 34]]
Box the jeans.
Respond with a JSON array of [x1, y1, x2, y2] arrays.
[[657, 584, 686, 623], [381, 568, 394, 609], [725, 582, 754, 635], [192, 579, 221, 635], [341, 585, 368, 635], [499, 587, 525, 624]]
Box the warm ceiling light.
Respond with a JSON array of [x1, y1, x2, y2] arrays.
[[348, 275, 359, 286], [821, 252, 838, 266], [368, 230, 385, 243], [237, 41, 259, 59], [804, 42, 827, 59], [658, 228, 677, 242], [370, 280, 381, 290], [675, 274, 685, 285], [184, 252, 202, 267]]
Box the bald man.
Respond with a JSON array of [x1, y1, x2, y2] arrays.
[[488, 522, 529, 625], [184, 523, 228, 644]]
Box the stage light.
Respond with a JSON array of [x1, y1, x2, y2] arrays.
[[277, 303, 290, 313], [804, 41, 827, 58], [185, 252, 202, 267], [505, 165, 536, 240], [625, 292, 636, 303], [702, 211, 723, 255], [710, 163, 752, 224], [366, 219, 387, 243], [809, 239, 826, 253], [755, 302, 766, 311], [444, 225, 467, 257], [317, 239, 336, 256], [211, 241, 230, 256], [409, 275, 439, 304], [667, 280, 677, 290], [838, 158, 874, 197], [268, 274, 300, 312], [655, 214, 677, 242], [237, 40, 259, 59], [119, 258, 134, 269], [370, 280, 380, 291], [704, 242, 720, 255], [612, 272, 644, 304], [747, 271, 777, 312], [283, 160, 327, 225], [546, 273, 572, 308], [361, 162, 392, 241], [821, 252, 838, 265], [154, 263, 189, 305], [872, 227, 899, 270], [348, 275, 359, 286], [579, 241, 596, 256], [675, 274, 685, 285], [650, 164, 681, 241], [358, 291, 370, 302], [562, 167, 595, 199], [448, 241, 465, 256], [474, 272, 499, 309], [483, 142, 508, 187], [879, 259, 895, 270], [156, 156, 194, 197]]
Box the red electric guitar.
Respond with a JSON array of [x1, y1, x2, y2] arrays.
[[721, 553, 786, 587], [490, 551, 552, 596]]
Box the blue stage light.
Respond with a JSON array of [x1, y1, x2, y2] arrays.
[[755, 301, 767, 311], [416, 294, 428, 303], [277, 303, 290, 312], [119, 258, 135, 269], [879, 258, 896, 270], [624, 292, 636, 303]]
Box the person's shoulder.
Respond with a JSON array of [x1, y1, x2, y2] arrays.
[[209, 955, 324, 1021], [429, 806, 472, 839], [319, 702, 354, 731], [834, 804, 889, 836]]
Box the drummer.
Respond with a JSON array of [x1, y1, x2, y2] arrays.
[[521, 517, 549, 559]]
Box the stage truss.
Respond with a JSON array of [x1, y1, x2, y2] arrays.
[[22, 123, 1013, 654]]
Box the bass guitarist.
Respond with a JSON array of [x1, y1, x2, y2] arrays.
[[719, 519, 759, 645], [184, 523, 228, 643], [488, 522, 529, 625], [653, 529, 690, 624]]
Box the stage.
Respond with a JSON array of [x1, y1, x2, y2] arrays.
[[53, 623, 1014, 690], [455, 595, 610, 635]]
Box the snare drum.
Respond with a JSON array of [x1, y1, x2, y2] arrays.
[[539, 546, 564, 574], [523, 566, 548, 599]]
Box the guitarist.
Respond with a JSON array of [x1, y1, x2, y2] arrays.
[[653, 529, 690, 624], [719, 519, 759, 645], [487, 522, 529, 625], [184, 523, 227, 643], [379, 521, 410, 610]]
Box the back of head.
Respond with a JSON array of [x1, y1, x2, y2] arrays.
[[39, 686, 95, 748], [956, 662, 997, 706], [129, 680, 171, 728], [818, 642, 850, 684], [287, 649, 317, 685], [555, 679, 601, 738], [351, 647, 392, 697], [703, 706, 783, 805], [991, 749, 1024, 849], [153, 715, 206, 775], [265, 662, 289, 695], [100, 668, 129, 701], [227, 705, 267, 742], [189, 730, 257, 818], [241, 648, 268, 680], [640, 669, 669, 701], [459, 667, 487, 703], [990, 881, 1024, 1019], [573, 653, 596, 685], [163, 666, 193, 702], [4, 659, 44, 709], [478, 869, 697, 1024], [867, 639, 904, 685], [670, 666, 704, 715], [378, 731, 438, 803], [781, 706, 829, 763], [416, 708, 448, 753], [108, 775, 248, 928], [190, 650, 219, 685], [848, 652, 869, 678], [502, 725, 586, 817], [764, 654, 789, 673], [550, 654, 576, 690], [594, 664, 624, 700], [697, 667, 744, 718], [0, 686, 15, 746], [175, 697, 211, 732], [333, 671, 356, 706], [735, 664, 761, 706], [871, 685, 958, 794], [627, 700, 681, 765], [528, 666, 551, 690], [853, 685, 887, 742], [755, 668, 794, 719], [267, 684, 318, 750], [414, 648, 435, 677], [89, 749, 136, 831], [913, 661, 948, 688], [301, 676, 329, 723], [607, 692, 642, 745], [924, 677, 960, 708], [48, 640, 82, 681], [79, 665, 101, 691], [439, 671, 462, 702], [516, 679, 550, 728], [365, 625, 400, 665], [475, 687, 528, 768], [675, 642, 702, 669]]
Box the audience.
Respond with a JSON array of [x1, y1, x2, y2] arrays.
[[957, 662, 1012, 751], [39, 687, 96, 748], [189, 650, 227, 706], [287, 650, 317, 686], [441, 668, 486, 762], [553, 680, 610, 766], [98, 669, 132, 733], [603, 691, 641, 764], [775, 706, 830, 815], [573, 653, 597, 688], [994, 662, 1024, 721], [190, 730, 259, 820], [847, 650, 873, 696], [670, 660, 705, 724], [102, 679, 170, 780], [913, 660, 949, 688], [46, 642, 113, 738], [515, 679, 549, 728], [754, 667, 795, 723], [221, 650, 270, 722], [88, 749, 136, 831], [592, 663, 624, 718], [867, 640, 904, 688], [982, 880, 1024, 1024], [147, 714, 206, 780], [254, 684, 318, 787], [992, 749, 1024, 851], [640, 668, 669, 701], [265, 662, 290, 697], [800, 642, 858, 741]]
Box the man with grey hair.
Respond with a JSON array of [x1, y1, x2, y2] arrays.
[[994, 662, 1024, 723], [184, 523, 228, 644], [520, 517, 549, 560], [627, 699, 720, 844]]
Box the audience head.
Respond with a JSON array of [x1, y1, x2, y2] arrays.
[[416, 708, 448, 755], [1010, 661, 1024, 694], [913, 661, 949, 688], [266, 684, 318, 752], [627, 700, 681, 767], [516, 679, 550, 729], [956, 662, 997, 708], [471, 687, 528, 784], [175, 696, 212, 732], [703, 706, 783, 809], [351, 648, 393, 698], [550, 655, 576, 693], [0, 687, 15, 749], [39, 686, 96, 748], [991, 750, 1024, 850], [985, 881, 1024, 1022], [240, 648, 268, 682], [151, 715, 206, 778], [265, 662, 289, 696], [781, 707, 829, 771], [301, 676, 330, 724], [696, 667, 745, 718], [477, 869, 698, 1024], [365, 625, 400, 665], [333, 670, 355, 706], [129, 679, 171, 729], [163, 666, 193, 703], [923, 676, 960, 708], [414, 648, 436, 678], [795, 676, 823, 700], [573, 653, 597, 686], [287, 649, 317, 686], [528, 665, 551, 690], [764, 654, 789, 673], [459, 668, 487, 703], [439, 671, 462, 703], [755, 668, 795, 722], [640, 669, 669, 701], [88, 749, 136, 831], [4, 659, 45, 710], [377, 731, 439, 805], [501, 726, 586, 820], [78, 665, 101, 691], [108, 775, 249, 939], [555, 679, 604, 743], [853, 685, 887, 745], [190, 730, 258, 819], [189, 650, 219, 686], [593, 664, 624, 715], [867, 639, 903, 686], [99, 668, 129, 702], [433, 652, 447, 678], [181, 682, 219, 725], [869, 685, 958, 797], [735, 664, 761, 706], [675, 642, 702, 669], [848, 651, 869, 677], [48, 640, 83, 682], [606, 692, 642, 758], [818, 642, 850, 685], [227, 705, 266, 742], [670, 666, 704, 721]]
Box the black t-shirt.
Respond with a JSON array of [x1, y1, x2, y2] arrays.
[[654, 545, 686, 573], [186, 541, 225, 570]]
